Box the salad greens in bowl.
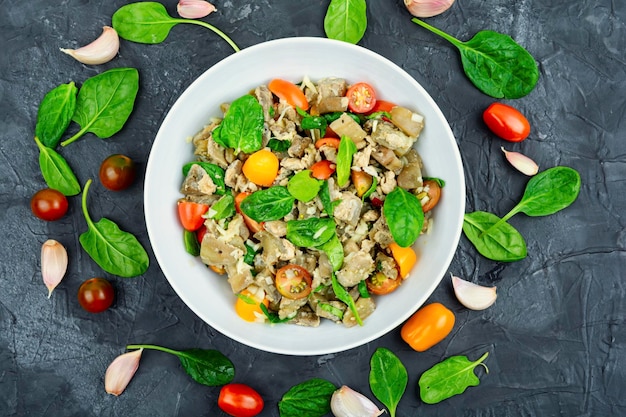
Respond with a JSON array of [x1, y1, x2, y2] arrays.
[[144, 37, 465, 355]]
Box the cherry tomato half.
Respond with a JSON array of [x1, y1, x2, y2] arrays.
[[314, 137, 341, 149], [420, 179, 442, 213], [99, 154, 137, 191], [483, 102, 531, 142], [346, 82, 377, 113], [177, 200, 209, 231], [218, 383, 264, 417], [310, 160, 336, 180], [235, 192, 264, 234], [368, 99, 397, 114], [268, 78, 309, 110], [366, 272, 401, 295], [275, 265, 312, 300], [31, 188, 69, 221], [77, 278, 114, 313], [401, 302, 455, 352]]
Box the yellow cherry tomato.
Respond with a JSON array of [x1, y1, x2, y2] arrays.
[[401, 302, 455, 352], [235, 289, 269, 322], [388, 242, 417, 279], [242, 149, 279, 187]]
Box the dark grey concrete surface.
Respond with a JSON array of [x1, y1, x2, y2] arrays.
[[2, 1, 625, 416]]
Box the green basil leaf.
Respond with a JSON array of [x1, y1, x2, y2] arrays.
[[112, 2, 178, 44], [331, 273, 362, 326], [463, 211, 527, 262], [79, 180, 149, 277], [208, 194, 236, 220], [268, 138, 291, 152], [383, 187, 424, 247], [412, 18, 539, 99], [34, 136, 81, 196], [336, 136, 357, 186], [288, 170, 322, 202], [319, 233, 344, 271], [35, 82, 77, 148], [324, 0, 367, 45], [278, 378, 336, 417], [369, 347, 408, 417], [218, 94, 264, 154], [240, 186, 295, 222], [183, 229, 200, 256], [419, 352, 489, 404], [182, 161, 227, 195], [176, 348, 235, 387], [286, 218, 336, 248], [63, 68, 139, 146]]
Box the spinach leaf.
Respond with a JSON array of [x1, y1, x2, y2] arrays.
[[357, 280, 370, 298], [361, 175, 378, 201], [79, 179, 149, 277], [182, 161, 227, 195], [324, 111, 361, 124], [319, 180, 340, 218], [463, 211, 527, 262], [288, 170, 322, 202], [126, 344, 235, 387], [369, 347, 408, 417], [112, 2, 239, 51], [34, 136, 81, 196], [336, 136, 357, 186], [268, 138, 291, 152], [412, 18, 539, 99], [286, 218, 336, 248], [260, 303, 291, 324], [208, 194, 235, 220], [423, 176, 446, 188], [62, 68, 139, 146], [240, 186, 295, 222], [213, 94, 264, 154], [300, 115, 327, 133], [35, 82, 77, 148], [319, 233, 344, 271], [383, 187, 424, 247], [331, 273, 362, 326], [419, 352, 489, 404], [324, 0, 367, 45], [243, 244, 256, 265], [183, 229, 200, 256], [278, 378, 336, 417]]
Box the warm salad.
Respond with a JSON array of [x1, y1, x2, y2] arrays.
[[177, 77, 443, 327]]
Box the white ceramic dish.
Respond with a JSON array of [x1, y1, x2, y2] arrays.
[[144, 37, 465, 356]]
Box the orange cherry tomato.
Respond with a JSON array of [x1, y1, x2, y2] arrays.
[[310, 160, 336, 180], [235, 289, 269, 322], [401, 302, 455, 352], [388, 242, 417, 279], [242, 149, 279, 187], [275, 265, 312, 300], [483, 102, 531, 142], [315, 137, 341, 149], [346, 82, 377, 114], [366, 272, 401, 295], [268, 78, 309, 110], [177, 200, 209, 231], [420, 179, 442, 213], [351, 170, 373, 197], [235, 192, 264, 233]]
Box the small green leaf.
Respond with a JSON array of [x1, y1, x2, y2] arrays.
[[331, 273, 362, 326], [34, 136, 81, 196], [288, 170, 322, 202], [369, 347, 408, 417], [35, 82, 77, 148], [463, 211, 527, 262], [208, 194, 236, 220], [286, 218, 336, 248], [240, 186, 295, 222], [278, 378, 336, 417], [324, 0, 367, 45], [216, 94, 264, 154], [319, 233, 344, 271], [383, 187, 424, 247], [183, 229, 200, 256], [336, 136, 357, 186]]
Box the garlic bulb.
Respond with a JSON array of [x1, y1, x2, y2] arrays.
[[60, 26, 119, 65], [451, 274, 497, 311], [404, 0, 455, 18], [501, 147, 539, 176], [105, 349, 143, 396], [331, 385, 385, 417], [41, 239, 68, 298], [177, 0, 217, 19]]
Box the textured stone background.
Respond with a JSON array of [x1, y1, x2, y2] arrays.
[[1, 0, 625, 415]]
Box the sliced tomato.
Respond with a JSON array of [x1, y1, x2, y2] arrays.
[[310, 160, 336, 180], [351, 170, 373, 197], [315, 137, 341, 149], [235, 192, 264, 233], [177, 200, 209, 231], [420, 179, 442, 213], [366, 272, 401, 295], [346, 82, 377, 113], [268, 78, 309, 110], [275, 265, 312, 300]]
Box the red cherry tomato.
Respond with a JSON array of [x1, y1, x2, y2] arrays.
[[310, 160, 336, 180], [483, 103, 531, 142], [368, 99, 397, 114], [346, 82, 377, 113], [177, 200, 209, 231], [218, 383, 264, 417], [77, 278, 114, 313], [314, 137, 341, 149], [268, 79, 309, 110], [31, 188, 68, 221], [275, 265, 312, 300], [99, 154, 137, 191]]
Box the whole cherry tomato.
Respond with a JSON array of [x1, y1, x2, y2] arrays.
[[401, 302, 455, 351], [275, 264, 312, 300], [31, 188, 69, 221], [218, 383, 264, 417], [177, 200, 209, 231], [483, 102, 531, 142], [99, 154, 137, 191], [77, 278, 114, 313], [346, 82, 377, 113]]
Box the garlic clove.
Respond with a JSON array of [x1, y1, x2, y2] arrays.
[[105, 349, 143, 396], [404, 0, 455, 18], [330, 385, 385, 417], [177, 0, 217, 19], [41, 239, 68, 298], [501, 147, 539, 176], [60, 26, 119, 65], [451, 274, 497, 311]]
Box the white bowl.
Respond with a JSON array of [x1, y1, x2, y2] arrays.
[[145, 37, 465, 356]]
